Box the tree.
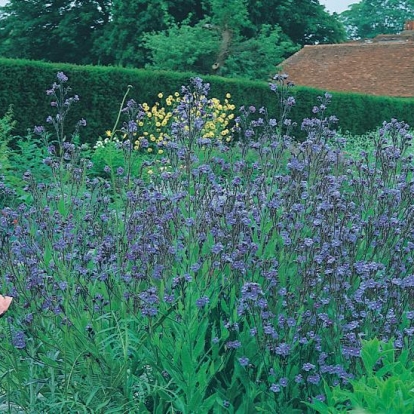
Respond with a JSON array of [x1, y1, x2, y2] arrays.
[[142, 0, 343, 80], [339, 0, 414, 39], [0, 0, 111, 64], [142, 20, 220, 74], [97, 0, 207, 67], [246, 0, 346, 45], [220, 24, 299, 79], [0, 0, 346, 78], [143, 20, 298, 79]]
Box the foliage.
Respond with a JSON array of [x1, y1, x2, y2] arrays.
[[0, 0, 111, 64], [95, 87, 236, 154], [142, 20, 221, 74], [0, 107, 17, 208], [141, 0, 345, 79], [0, 106, 15, 173], [96, 0, 346, 76], [306, 339, 414, 413], [219, 24, 298, 79], [0, 0, 346, 80], [144, 20, 298, 80], [95, 0, 175, 67], [333, 127, 414, 160], [339, 0, 414, 39], [1, 72, 414, 412], [247, 0, 346, 45], [3, 58, 414, 146]]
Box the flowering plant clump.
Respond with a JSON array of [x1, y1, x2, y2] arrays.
[[0, 72, 413, 413], [95, 88, 236, 155]]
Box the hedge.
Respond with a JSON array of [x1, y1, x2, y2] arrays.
[[1, 57, 414, 145]]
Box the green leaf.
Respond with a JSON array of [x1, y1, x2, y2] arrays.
[[303, 399, 331, 414], [379, 378, 396, 409], [361, 338, 381, 373]]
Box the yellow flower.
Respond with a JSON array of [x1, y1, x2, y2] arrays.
[[147, 169, 153, 174], [158, 149, 164, 155], [138, 121, 144, 127], [174, 92, 180, 97], [105, 130, 112, 137], [147, 148, 153, 153], [205, 121, 215, 130], [158, 92, 163, 99], [226, 93, 231, 99]]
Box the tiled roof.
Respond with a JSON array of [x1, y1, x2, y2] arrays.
[[280, 32, 414, 97]]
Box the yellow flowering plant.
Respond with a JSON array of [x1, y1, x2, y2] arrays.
[[134, 91, 236, 153], [95, 90, 236, 155]]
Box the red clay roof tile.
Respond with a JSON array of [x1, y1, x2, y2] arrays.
[[280, 33, 414, 97]]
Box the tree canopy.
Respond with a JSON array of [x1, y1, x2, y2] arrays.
[[0, 0, 111, 64], [0, 0, 346, 79], [339, 0, 414, 39]]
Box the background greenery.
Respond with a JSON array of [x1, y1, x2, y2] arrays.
[[0, 0, 345, 80], [339, 0, 414, 39], [1, 0, 413, 80], [1, 58, 414, 145]]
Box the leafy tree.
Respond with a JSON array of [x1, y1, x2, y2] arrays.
[[144, 0, 314, 80], [102, 0, 345, 70], [142, 19, 220, 74], [339, 0, 414, 39], [0, 0, 346, 79], [97, 0, 208, 67], [220, 24, 299, 79], [95, 0, 172, 67], [0, 0, 111, 64], [246, 0, 346, 45]]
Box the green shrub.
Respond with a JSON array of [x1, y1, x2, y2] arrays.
[[2, 58, 414, 146], [306, 338, 414, 414]]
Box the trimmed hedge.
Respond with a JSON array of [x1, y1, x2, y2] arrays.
[[1, 57, 414, 145]]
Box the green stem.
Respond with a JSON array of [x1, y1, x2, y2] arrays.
[[111, 85, 133, 137]]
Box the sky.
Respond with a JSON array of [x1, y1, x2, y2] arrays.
[[320, 0, 358, 14], [0, 0, 358, 14]]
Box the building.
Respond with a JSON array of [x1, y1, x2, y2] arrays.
[[280, 22, 414, 98]]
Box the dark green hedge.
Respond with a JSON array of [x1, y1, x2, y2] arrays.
[[1, 57, 414, 145]]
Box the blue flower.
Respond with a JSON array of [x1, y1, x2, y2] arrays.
[[238, 356, 249, 367], [12, 330, 26, 349], [195, 296, 209, 308], [56, 72, 68, 83]]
